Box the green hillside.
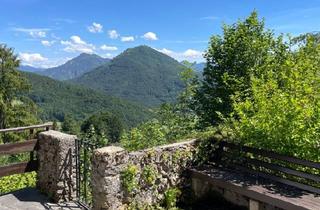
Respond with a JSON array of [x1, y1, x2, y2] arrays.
[[71, 45, 187, 107], [39, 53, 110, 80], [23, 72, 152, 128]]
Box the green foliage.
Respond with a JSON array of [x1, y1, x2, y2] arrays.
[[81, 111, 123, 143], [52, 120, 58, 130], [0, 44, 38, 134], [0, 172, 36, 194], [121, 164, 182, 210], [23, 72, 152, 128], [72, 45, 186, 107], [194, 11, 288, 126], [120, 119, 167, 151], [120, 103, 198, 151], [82, 125, 108, 147], [292, 32, 320, 45], [163, 188, 181, 209], [120, 68, 199, 151], [120, 165, 139, 194], [62, 114, 80, 135], [141, 165, 157, 186], [228, 36, 320, 161]]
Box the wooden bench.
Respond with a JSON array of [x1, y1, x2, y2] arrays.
[[189, 140, 320, 210]]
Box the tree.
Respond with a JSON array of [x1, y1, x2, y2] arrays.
[[81, 112, 123, 143], [230, 36, 320, 161], [194, 11, 288, 126], [0, 44, 38, 143], [61, 114, 79, 135]]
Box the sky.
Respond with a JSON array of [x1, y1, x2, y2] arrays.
[[1, 0, 320, 68]]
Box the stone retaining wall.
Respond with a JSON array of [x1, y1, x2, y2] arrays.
[[37, 130, 77, 202], [91, 139, 198, 210]]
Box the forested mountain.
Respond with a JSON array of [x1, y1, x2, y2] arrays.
[[39, 53, 110, 80], [193, 62, 205, 72], [23, 72, 152, 128], [181, 60, 205, 72], [19, 65, 45, 73], [71, 45, 187, 107]]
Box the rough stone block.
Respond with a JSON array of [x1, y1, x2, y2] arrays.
[[37, 130, 77, 203]]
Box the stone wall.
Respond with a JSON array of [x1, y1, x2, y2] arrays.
[[91, 139, 198, 210], [37, 130, 77, 202]]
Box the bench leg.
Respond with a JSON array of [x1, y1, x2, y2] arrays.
[[249, 199, 260, 210]]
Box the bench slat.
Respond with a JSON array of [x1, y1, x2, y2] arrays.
[[230, 164, 320, 195], [0, 139, 38, 155], [190, 168, 319, 210], [0, 160, 38, 178], [244, 158, 320, 183], [223, 141, 320, 170]]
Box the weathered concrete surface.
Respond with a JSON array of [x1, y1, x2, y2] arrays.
[[0, 188, 83, 210]]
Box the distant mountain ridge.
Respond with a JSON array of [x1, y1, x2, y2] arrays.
[[180, 60, 205, 72], [20, 65, 45, 73], [38, 53, 110, 80], [71, 45, 187, 107], [23, 72, 152, 127]]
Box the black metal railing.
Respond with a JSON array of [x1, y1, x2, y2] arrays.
[[75, 138, 98, 209]]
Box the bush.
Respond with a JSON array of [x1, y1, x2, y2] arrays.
[[0, 172, 36, 194], [81, 112, 123, 143], [229, 37, 320, 162]]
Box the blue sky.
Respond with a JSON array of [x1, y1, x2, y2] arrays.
[[1, 0, 320, 67]]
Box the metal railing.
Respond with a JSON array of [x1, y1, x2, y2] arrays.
[[75, 138, 99, 209]]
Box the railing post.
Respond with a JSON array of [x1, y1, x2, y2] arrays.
[[29, 128, 34, 161]]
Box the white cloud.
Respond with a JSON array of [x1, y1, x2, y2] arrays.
[[108, 30, 119, 39], [121, 36, 134, 42], [29, 31, 46, 38], [182, 49, 203, 59], [157, 48, 174, 55], [61, 35, 95, 53], [88, 22, 103, 33], [142, 32, 158, 40], [19, 53, 72, 68], [41, 40, 55, 47], [156, 48, 204, 62], [12, 27, 50, 38], [101, 53, 114, 59], [19, 53, 48, 66], [100, 44, 118, 51]]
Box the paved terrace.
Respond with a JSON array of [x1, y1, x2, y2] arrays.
[[0, 188, 83, 210]]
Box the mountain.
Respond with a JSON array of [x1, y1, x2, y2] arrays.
[[23, 72, 152, 128], [71, 45, 187, 107], [19, 65, 45, 73], [181, 60, 205, 72], [39, 53, 110, 80], [193, 62, 205, 72]]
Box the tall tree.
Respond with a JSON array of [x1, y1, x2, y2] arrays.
[[230, 37, 320, 161], [81, 112, 123, 143], [194, 11, 288, 126], [0, 44, 38, 133], [61, 114, 79, 135]]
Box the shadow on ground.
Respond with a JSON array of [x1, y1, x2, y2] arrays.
[[0, 188, 83, 210]]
